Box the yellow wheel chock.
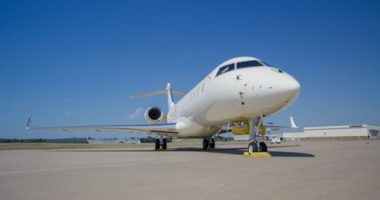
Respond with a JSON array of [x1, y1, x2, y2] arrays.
[[243, 152, 272, 158]]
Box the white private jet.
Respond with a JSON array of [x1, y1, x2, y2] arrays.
[[26, 56, 300, 153]]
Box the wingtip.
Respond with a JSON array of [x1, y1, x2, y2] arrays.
[[290, 116, 298, 129], [26, 116, 32, 130]]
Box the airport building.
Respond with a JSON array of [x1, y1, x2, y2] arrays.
[[283, 124, 380, 141], [87, 138, 141, 144], [233, 135, 250, 141]]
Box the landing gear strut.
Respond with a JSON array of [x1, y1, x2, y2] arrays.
[[247, 117, 268, 153], [155, 137, 167, 151], [202, 138, 215, 150]]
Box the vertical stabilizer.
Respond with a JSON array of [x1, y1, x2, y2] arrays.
[[166, 83, 175, 111]]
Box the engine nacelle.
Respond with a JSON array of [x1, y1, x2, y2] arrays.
[[144, 106, 166, 124]]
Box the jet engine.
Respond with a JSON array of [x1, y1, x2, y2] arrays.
[[144, 106, 166, 124]]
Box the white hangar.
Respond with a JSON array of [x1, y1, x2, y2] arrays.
[[283, 124, 380, 141]]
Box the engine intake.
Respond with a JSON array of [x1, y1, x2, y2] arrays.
[[144, 107, 166, 124]]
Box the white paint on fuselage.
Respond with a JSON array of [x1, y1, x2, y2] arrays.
[[167, 56, 300, 138]]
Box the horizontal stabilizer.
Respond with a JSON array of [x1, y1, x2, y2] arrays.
[[130, 90, 185, 99]]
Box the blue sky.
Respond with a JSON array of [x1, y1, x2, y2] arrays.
[[0, 0, 379, 138]]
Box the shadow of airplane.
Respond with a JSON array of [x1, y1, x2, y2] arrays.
[[266, 144, 301, 148], [48, 145, 314, 158]]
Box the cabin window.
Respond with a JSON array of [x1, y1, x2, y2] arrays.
[[237, 60, 263, 69], [216, 63, 235, 77]]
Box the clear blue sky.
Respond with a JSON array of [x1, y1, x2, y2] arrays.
[[1, 0, 379, 138]]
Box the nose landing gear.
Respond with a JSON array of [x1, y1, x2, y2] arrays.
[[248, 141, 267, 153], [245, 117, 271, 157]]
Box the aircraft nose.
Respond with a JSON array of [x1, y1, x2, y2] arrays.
[[287, 76, 300, 92], [284, 75, 301, 99]]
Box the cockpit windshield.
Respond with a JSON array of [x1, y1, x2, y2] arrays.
[[237, 60, 264, 69], [216, 63, 235, 77], [215, 59, 270, 78]]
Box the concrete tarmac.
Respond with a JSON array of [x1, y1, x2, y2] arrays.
[[1, 141, 380, 200]]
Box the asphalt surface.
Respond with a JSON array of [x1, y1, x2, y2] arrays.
[[1, 141, 379, 200]]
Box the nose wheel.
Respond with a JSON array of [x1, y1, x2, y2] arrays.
[[247, 117, 269, 154], [259, 141, 268, 152], [248, 142, 258, 153], [248, 141, 268, 153]]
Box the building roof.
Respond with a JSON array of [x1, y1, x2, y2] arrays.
[[305, 124, 368, 130]]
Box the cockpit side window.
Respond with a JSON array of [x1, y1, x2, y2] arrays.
[[216, 63, 235, 77], [237, 60, 264, 69]]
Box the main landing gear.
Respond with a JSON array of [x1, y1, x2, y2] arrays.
[[155, 138, 167, 151], [202, 138, 215, 150]]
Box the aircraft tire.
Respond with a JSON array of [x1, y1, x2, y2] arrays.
[[248, 142, 259, 153], [209, 138, 215, 149], [259, 142, 268, 152], [162, 138, 167, 150], [202, 138, 209, 150], [155, 139, 160, 151]]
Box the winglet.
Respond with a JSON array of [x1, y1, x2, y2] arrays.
[[290, 116, 298, 128], [26, 116, 32, 130]]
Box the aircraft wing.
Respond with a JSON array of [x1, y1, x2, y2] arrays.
[[264, 117, 298, 130], [25, 117, 178, 136]]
